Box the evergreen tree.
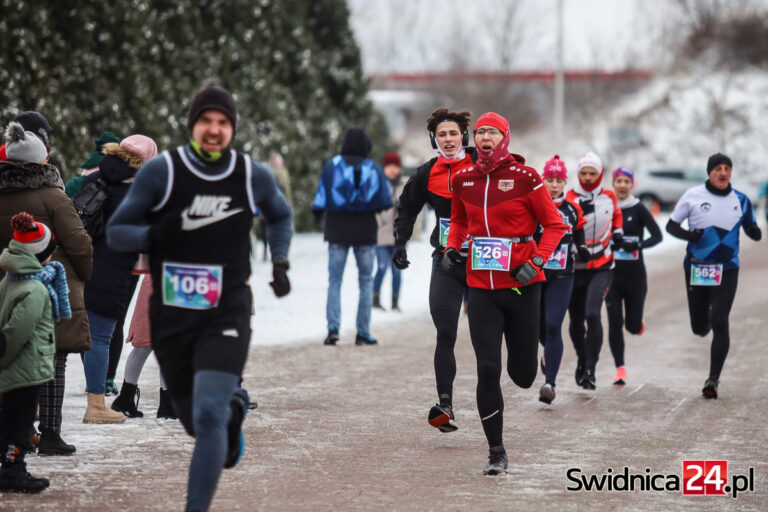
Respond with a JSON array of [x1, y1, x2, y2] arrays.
[[0, 0, 387, 230]]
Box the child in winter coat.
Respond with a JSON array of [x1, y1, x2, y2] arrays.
[[0, 212, 71, 493]]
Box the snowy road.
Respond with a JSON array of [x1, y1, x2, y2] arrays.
[[5, 226, 767, 511]]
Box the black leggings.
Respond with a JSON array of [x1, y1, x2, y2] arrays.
[[569, 269, 613, 373], [606, 264, 647, 367], [428, 255, 467, 406], [539, 275, 573, 386], [468, 284, 541, 448], [684, 267, 738, 381]]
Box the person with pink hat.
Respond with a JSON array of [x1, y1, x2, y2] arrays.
[[441, 112, 567, 475], [605, 166, 663, 386], [80, 134, 158, 425], [565, 151, 624, 390], [536, 155, 589, 405]]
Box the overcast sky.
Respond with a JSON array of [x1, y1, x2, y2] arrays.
[[347, 0, 670, 74]]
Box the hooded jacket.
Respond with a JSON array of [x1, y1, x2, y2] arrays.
[[0, 240, 56, 393], [83, 143, 141, 319], [312, 128, 392, 245], [0, 160, 93, 352]]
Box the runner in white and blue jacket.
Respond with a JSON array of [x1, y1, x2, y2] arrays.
[[666, 153, 760, 399]]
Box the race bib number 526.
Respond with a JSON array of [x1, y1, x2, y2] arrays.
[[162, 262, 223, 310]]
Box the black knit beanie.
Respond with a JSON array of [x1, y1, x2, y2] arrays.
[[707, 153, 732, 174], [187, 86, 237, 132], [14, 111, 53, 145]]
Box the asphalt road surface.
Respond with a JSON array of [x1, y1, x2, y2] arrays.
[[7, 241, 767, 511]]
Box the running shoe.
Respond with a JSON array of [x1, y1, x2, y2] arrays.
[[575, 365, 585, 387], [580, 369, 596, 390], [323, 330, 340, 346], [613, 366, 627, 386], [428, 404, 458, 432], [483, 446, 508, 475], [702, 378, 719, 399], [538, 383, 555, 405], [224, 388, 249, 469]]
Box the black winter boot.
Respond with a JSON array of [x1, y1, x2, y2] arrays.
[[373, 292, 385, 310], [38, 429, 76, 456], [391, 293, 400, 311], [156, 388, 178, 420], [0, 446, 49, 493], [111, 381, 144, 418]]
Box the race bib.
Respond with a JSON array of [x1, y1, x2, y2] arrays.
[[471, 237, 512, 271], [162, 262, 223, 309], [439, 218, 470, 249], [614, 236, 640, 261], [544, 244, 569, 270], [690, 262, 723, 286]]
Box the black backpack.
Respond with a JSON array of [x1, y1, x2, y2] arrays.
[[72, 178, 109, 240]]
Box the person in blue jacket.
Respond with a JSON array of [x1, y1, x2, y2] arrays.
[[312, 127, 392, 346]]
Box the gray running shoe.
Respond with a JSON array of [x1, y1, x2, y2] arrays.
[[483, 446, 508, 476]]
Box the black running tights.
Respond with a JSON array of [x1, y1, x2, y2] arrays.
[[684, 267, 738, 381], [468, 284, 541, 448], [569, 269, 613, 373], [606, 263, 647, 368]]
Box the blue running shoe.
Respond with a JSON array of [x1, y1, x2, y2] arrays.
[[224, 388, 249, 469]]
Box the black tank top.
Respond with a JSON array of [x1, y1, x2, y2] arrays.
[[149, 147, 255, 309]]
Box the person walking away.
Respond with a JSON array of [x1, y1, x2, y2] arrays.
[[107, 85, 293, 511], [665, 153, 760, 398], [536, 155, 588, 404], [565, 152, 623, 390], [312, 127, 392, 346], [81, 134, 158, 424], [0, 120, 91, 456], [442, 112, 567, 474], [605, 167, 662, 385], [393, 107, 476, 432], [0, 212, 70, 493], [373, 152, 406, 311]]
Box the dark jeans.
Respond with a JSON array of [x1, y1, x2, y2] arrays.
[[0, 385, 41, 454]]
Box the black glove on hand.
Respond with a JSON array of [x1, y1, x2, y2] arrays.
[[270, 260, 291, 298], [621, 240, 640, 252], [611, 231, 624, 249], [688, 228, 704, 243], [511, 260, 539, 286], [148, 209, 183, 249], [441, 247, 461, 271], [577, 245, 591, 261], [745, 223, 762, 241], [392, 243, 409, 269]]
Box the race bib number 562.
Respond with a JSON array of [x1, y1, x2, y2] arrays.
[[162, 262, 223, 310]]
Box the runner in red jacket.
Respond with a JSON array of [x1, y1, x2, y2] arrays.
[[442, 112, 567, 476], [565, 151, 623, 390]]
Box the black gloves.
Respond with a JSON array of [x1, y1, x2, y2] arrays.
[[666, 219, 703, 243], [745, 223, 762, 241], [392, 243, 409, 269], [270, 259, 291, 298], [511, 260, 540, 286], [441, 247, 461, 271], [611, 231, 624, 248], [577, 245, 591, 261], [621, 240, 640, 252], [688, 229, 704, 243], [148, 209, 182, 249]]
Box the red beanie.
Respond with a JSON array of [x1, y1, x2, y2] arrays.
[[542, 154, 568, 180], [474, 112, 509, 133], [382, 152, 401, 167]]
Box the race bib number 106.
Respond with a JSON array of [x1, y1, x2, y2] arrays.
[[162, 262, 223, 310]]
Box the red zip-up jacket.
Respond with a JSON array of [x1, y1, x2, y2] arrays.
[[447, 154, 568, 290], [565, 183, 623, 270]]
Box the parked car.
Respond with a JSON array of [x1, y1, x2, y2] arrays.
[[632, 167, 708, 213]]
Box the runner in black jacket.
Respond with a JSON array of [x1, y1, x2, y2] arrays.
[[605, 167, 662, 385], [392, 107, 475, 433]]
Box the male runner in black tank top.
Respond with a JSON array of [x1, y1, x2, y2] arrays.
[[107, 86, 293, 512]]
